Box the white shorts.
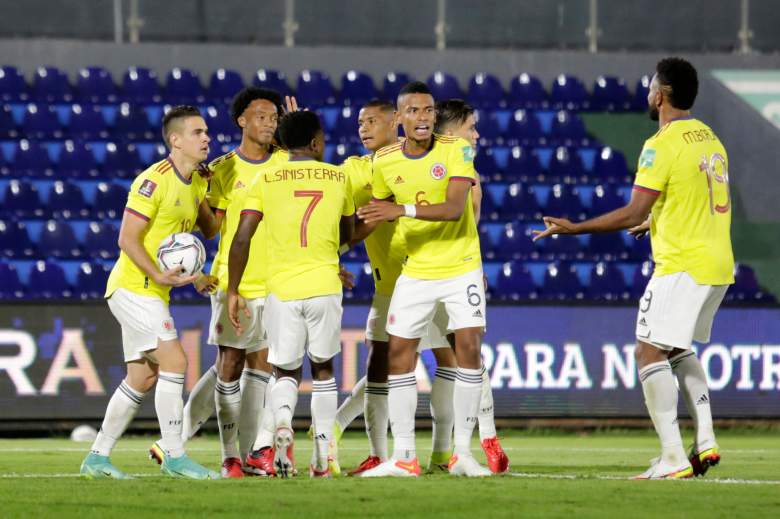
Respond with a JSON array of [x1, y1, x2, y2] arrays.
[[264, 293, 343, 369], [386, 268, 487, 340], [366, 293, 450, 352], [207, 289, 267, 353], [635, 272, 728, 351], [107, 288, 178, 363]]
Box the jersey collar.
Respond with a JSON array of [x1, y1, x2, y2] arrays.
[[402, 137, 435, 160], [166, 157, 192, 185], [235, 146, 272, 165]]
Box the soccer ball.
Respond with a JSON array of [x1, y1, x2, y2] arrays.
[[156, 233, 206, 276]]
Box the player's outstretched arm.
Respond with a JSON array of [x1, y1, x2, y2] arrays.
[[356, 180, 472, 224], [118, 211, 197, 287], [349, 218, 379, 247], [532, 188, 658, 242], [339, 214, 355, 247], [226, 211, 261, 333], [195, 199, 220, 239]]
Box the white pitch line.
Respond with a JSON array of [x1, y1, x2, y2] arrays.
[[509, 472, 780, 485]]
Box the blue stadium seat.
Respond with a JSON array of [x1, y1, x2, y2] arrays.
[[208, 68, 245, 104], [544, 183, 586, 220], [478, 224, 496, 258], [75, 66, 117, 103], [427, 72, 462, 100], [0, 65, 30, 102], [542, 261, 584, 300], [382, 72, 413, 101], [548, 147, 586, 184], [498, 183, 540, 221], [114, 102, 155, 141], [588, 261, 630, 300], [593, 146, 629, 183], [327, 143, 357, 165], [475, 111, 502, 147], [631, 260, 654, 298], [0, 261, 25, 298], [165, 67, 204, 104], [589, 232, 628, 260], [27, 260, 72, 299], [550, 75, 589, 111], [37, 220, 82, 258], [506, 109, 545, 147], [343, 241, 369, 263], [171, 282, 203, 302], [350, 263, 375, 301], [492, 261, 537, 301], [591, 76, 631, 112], [7, 139, 54, 178], [103, 141, 143, 179], [504, 146, 543, 183], [147, 143, 169, 164], [590, 184, 624, 214], [121, 67, 161, 104], [0, 103, 19, 138], [296, 70, 335, 107], [58, 140, 100, 179], [253, 69, 292, 97], [0, 219, 36, 258], [724, 263, 775, 303], [508, 73, 547, 109], [332, 106, 361, 144], [550, 111, 587, 147], [631, 75, 652, 112], [2, 179, 45, 218], [204, 105, 240, 143], [93, 181, 127, 219], [474, 148, 500, 178], [339, 70, 377, 107], [538, 233, 582, 261], [68, 103, 109, 140], [478, 188, 499, 221], [467, 73, 505, 109], [32, 66, 73, 103], [628, 233, 652, 261], [75, 261, 111, 300], [495, 222, 535, 260], [48, 180, 89, 219], [83, 221, 118, 260], [22, 103, 63, 139]]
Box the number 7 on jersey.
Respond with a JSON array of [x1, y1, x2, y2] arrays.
[[295, 190, 323, 247]]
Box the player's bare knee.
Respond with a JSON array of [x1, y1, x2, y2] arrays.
[[217, 346, 245, 381], [310, 357, 334, 380], [433, 347, 457, 368], [245, 349, 272, 372], [634, 340, 669, 369]]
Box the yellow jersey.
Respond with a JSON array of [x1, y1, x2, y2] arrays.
[[634, 117, 734, 285], [105, 157, 208, 302], [372, 134, 481, 280], [342, 154, 406, 296], [207, 147, 289, 298], [243, 157, 355, 301]]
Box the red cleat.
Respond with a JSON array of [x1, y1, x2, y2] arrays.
[[309, 464, 332, 478], [246, 447, 276, 477], [481, 437, 510, 474], [347, 456, 383, 476], [221, 457, 244, 478]]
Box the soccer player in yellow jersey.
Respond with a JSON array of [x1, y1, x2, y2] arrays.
[[533, 58, 733, 480], [81, 106, 220, 480], [357, 82, 490, 478], [176, 88, 288, 478], [228, 111, 354, 478]]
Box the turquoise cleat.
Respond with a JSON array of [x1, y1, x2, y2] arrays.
[[80, 452, 133, 479], [151, 442, 220, 480]]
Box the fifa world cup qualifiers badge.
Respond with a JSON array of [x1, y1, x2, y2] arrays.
[[639, 148, 656, 169], [462, 145, 475, 162], [138, 179, 157, 198]]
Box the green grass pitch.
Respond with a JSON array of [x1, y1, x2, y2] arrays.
[[0, 429, 778, 518]]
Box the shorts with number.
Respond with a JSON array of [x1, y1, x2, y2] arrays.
[[207, 289, 267, 353], [107, 288, 178, 363], [635, 271, 728, 350], [264, 293, 343, 368], [366, 293, 450, 351], [386, 268, 487, 340]]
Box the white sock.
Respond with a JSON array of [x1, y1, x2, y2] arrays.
[[311, 378, 338, 468], [253, 376, 276, 451], [639, 360, 687, 467], [271, 376, 299, 431], [478, 366, 498, 440], [182, 365, 217, 441], [239, 368, 270, 461], [91, 380, 146, 456], [336, 376, 366, 432], [453, 367, 482, 456], [215, 377, 241, 461], [388, 373, 417, 462], [671, 351, 716, 449], [155, 371, 186, 458], [365, 382, 389, 459], [430, 367, 455, 454]]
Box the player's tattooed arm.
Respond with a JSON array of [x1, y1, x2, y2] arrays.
[[119, 210, 197, 287], [195, 199, 220, 239], [532, 188, 658, 242], [226, 212, 261, 334]]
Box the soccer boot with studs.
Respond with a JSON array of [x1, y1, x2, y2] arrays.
[[80, 452, 133, 480], [689, 443, 720, 477], [220, 457, 244, 478], [150, 442, 220, 479], [426, 450, 453, 473], [360, 458, 421, 478], [632, 457, 694, 480], [273, 427, 296, 479], [481, 436, 510, 474], [348, 455, 383, 476], [245, 446, 276, 476], [448, 453, 492, 477]]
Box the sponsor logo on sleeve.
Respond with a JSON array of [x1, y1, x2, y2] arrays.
[[138, 179, 157, 198], [430, 163, 447, 180], [639, 148, 656, 169]]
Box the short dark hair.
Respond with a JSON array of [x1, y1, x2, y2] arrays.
[[656, 57, 698, 110], [361, 99, 395, 112], [230, 86, 284, 126], [278, 111, 322, 149], [162, 105, 202, 147], [434, 99, 474, 134], [397, 81, 432, 106]]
